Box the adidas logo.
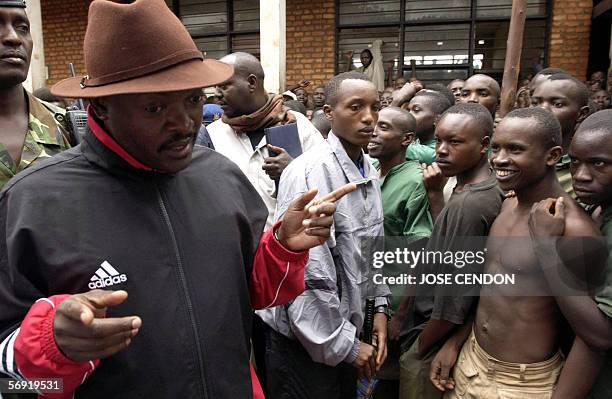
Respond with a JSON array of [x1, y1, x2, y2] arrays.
[[88, 261, 128, 289]]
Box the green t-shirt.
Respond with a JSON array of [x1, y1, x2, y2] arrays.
[[405, 138, 436, 165], [378, 161, 433, 311], [588, 206, 612, 399]]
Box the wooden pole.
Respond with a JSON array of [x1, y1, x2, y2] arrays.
[[499, 0, 527, 117]]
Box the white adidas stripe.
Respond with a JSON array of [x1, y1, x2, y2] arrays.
[[100, 261, 120, 276], [90, 261, 121, 281]]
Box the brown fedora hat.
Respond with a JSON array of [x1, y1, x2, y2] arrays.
[[52, 0, 233, 98]]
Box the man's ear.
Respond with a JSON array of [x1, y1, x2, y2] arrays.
[[247, 74, 258, 92], [89, 98, 109, 121], [480, 135, 491, 154], [546, 145, 563, 166], [402, 131, 415, 147], [323, 104, 333, 121], [576, 105, 590, 124]]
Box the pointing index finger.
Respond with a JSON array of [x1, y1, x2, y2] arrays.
[[313, 183, 357, 205]]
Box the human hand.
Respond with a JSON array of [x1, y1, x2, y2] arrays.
[[528, 197, 566, 237], [263, 144, 293, 180], [53, 290, 141, 362], [297, 79, 311, 88], [352, 341, 377, 380], [277, 183, 357, 252], [422, 162, 447, 193], [429, 341, 459, 392], [391, 81, 423, 106], [373, 313, 388, 370]]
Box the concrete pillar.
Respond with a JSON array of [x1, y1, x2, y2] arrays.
[[259, 0, 286, 94], [24, 0, 46, 92]]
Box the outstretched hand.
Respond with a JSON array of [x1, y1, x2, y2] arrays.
[[53, 290, 141, 362], [277, 183, 357, 252]]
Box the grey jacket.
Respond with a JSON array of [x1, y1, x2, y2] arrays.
[[258, 132, 390, 366]]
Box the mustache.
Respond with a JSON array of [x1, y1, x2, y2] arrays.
[[158, 132, 196, 151]]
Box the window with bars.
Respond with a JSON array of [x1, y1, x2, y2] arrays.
[[165, 0, 260, 60], [336, 0, 550, 86]]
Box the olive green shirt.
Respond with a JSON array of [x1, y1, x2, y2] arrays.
[[556, 154, 574, 198], [588, 206, 612, 399], [405, 138, 436, 165], [0, 91, 70, 190]]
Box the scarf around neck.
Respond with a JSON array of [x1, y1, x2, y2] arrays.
[[222, 94, 297, 133]]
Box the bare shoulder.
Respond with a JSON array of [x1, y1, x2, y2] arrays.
[[563, 196, 600, 237]]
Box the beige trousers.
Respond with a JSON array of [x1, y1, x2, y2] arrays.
[[445, 330, 564, 399]]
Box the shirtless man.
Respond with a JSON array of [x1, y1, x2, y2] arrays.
[[432, 107, 601, 398]]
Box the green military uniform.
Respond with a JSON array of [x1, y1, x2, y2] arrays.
[[588, 206, 612, 399], [0, 91, 70, 190], [556, 154, 574, 198], [405, 138, 436, 165]]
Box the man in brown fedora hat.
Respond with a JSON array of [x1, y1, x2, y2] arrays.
[[0, 0, 71, 190], [0, 1, 353, 398]]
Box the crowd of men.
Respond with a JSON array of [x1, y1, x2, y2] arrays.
[[0, 0, 611, 398]]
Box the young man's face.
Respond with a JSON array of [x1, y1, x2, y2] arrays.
[[408, 96, 436, 140], [569, 128, 612, 206], [531, 79, 588, 141], [591, 71, 605, 85], [360, 51, 372, 69], [368, 108, 413, 161], [0, 7, 32, 89], [490, 117, 559, 192], [448, 80, 464, 103], [395, 77, 407, 89], [325, 79, 379, 149], [313, 87, 326, 108], [460, 76, 499, 117], [434, 113, 487, 177], [92, 89, 204, 174], [592, 90, 610, 110], [380, 91, 393, 108], [295, 88, 308, 106]]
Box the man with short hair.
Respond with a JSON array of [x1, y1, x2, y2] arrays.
[[531, 73, 590, 196], [0, 0, 71, 189], [0, 1, 347, 397], [368, 106, 433, 397], [312, 85, 326, 110], [206, 52, 323, 228], [447, 79, 464, 104], [406, 91, 452, 165], [460, 74, 500, 119]]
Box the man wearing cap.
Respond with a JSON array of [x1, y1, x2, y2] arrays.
[[0, 1, 353, 398], [0, 0, 71, 190]]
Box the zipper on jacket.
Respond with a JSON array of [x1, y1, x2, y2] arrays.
[[156, 187, 209, 398]]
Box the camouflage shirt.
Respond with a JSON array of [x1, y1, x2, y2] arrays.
[[0, 91, 71, 190]]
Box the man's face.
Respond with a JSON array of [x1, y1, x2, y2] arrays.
[[395, 77, 407, 89], [360, 51, 372, 69], [295, 88, 308, 106], [408, 96, 436, 139], [490, 117, 557, 192], [368, 108, 413, 160], [325, 79, 379, 149], [569, 129, 612, 206], [449, 80, 464, 103], [592, 90, 610, 110], [531, 79, 587, 141], [215, 74, 252, 118], [434, 113, 487, 177], [0, 7, 32, 89], [93, 89, 204, 174], [460, 76, 499, 116], [591, 71, 605, 85], [380, 91, 393, 108], [313, 87, 326, 108]]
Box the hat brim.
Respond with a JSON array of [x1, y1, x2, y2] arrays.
[[51, 58, 233, 98]]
